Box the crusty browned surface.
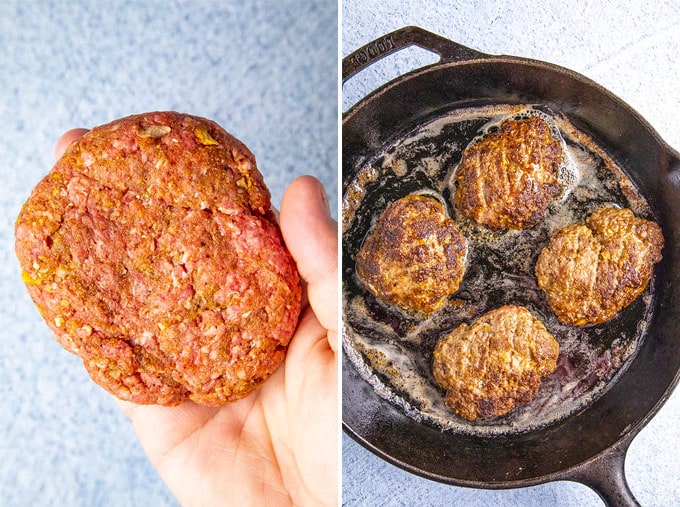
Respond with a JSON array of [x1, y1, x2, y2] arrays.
[[535, 206, 664, 326], [454, 116, 563, 231], [432, 305, 559, 421], [356, 195, 467, 314], [15, 112, 301, 406]]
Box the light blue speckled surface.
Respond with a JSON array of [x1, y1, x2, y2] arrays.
[[342, 1, 680, 506], [0, 1, 337, 506]]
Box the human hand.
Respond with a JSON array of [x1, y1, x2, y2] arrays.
[[55, 130, 338, 506]]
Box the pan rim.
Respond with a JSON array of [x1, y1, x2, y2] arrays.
[[342, 41, 680, 488], [343, 54, 680, 163]]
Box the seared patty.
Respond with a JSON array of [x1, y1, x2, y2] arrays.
[[16, 112, 301, 406], [454, 116, 563, 231], [535, 206, 663, 326], [432, 305, 559, 420], [356, 195, 467, 314]]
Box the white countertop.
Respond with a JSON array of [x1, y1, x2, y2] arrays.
[[0, 2, 337, 505], [342, 1, 680, 505]]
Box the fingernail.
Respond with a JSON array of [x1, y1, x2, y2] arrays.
[[319, 182, 330, 217]]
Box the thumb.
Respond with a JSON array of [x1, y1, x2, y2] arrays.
[[280, 176, 338, 336], [55, 128, 89, 159]]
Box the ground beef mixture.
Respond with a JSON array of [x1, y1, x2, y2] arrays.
[[16, 111, 301, 406]]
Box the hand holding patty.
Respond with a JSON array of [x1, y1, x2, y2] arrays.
[[54, 131, 338, 506]]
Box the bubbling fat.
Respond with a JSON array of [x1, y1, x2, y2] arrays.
[[342, 104, 656, 435]]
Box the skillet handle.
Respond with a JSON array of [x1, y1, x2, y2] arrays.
[[566, 437, 639, 507], [342, 25, 489, 83]]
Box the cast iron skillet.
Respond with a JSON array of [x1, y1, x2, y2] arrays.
[[342, 26, 680, 506]]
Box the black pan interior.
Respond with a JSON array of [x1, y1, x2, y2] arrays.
[[342, 57, 680, 484]]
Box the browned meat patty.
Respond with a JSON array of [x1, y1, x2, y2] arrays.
[[432, 305, 559, 421], [454, 116, 563, 231], [535, 206, 664, 326], [355, 195, 467, 314], [16, 111, 301, 406]]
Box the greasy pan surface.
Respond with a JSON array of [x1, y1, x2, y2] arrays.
[[342, 33, 680, 489]]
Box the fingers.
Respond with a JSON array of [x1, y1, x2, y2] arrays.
[[280, 176, 338, 336], [55, 128, 89, 159]]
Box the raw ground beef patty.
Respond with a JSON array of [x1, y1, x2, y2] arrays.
[[15, 111, 301, 406]]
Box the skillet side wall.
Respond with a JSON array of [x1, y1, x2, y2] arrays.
[[342, 58, 680, 484]]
